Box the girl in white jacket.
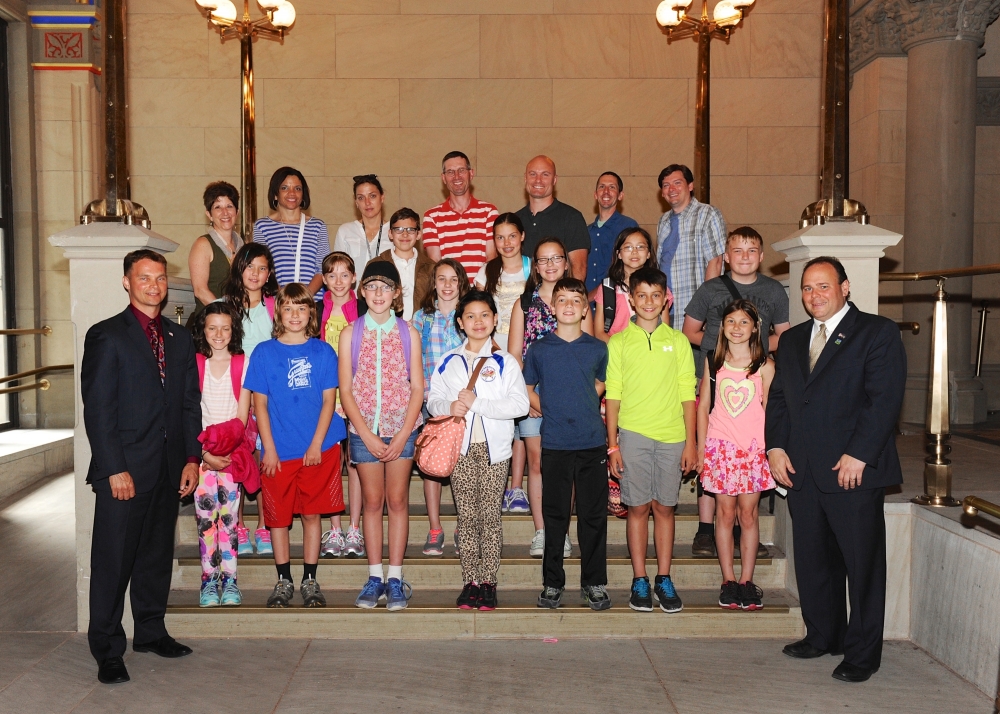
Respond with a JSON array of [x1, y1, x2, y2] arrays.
[[427, 290, 530, 610]]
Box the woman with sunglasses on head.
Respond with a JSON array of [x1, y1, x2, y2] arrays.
[[334, 174, 391, 275]]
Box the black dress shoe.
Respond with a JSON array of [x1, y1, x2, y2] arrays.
[[782, 639, 841, 659], [97, 656, 130, 684], [832, 661, 878, 683], [133, 635, 193, 658]]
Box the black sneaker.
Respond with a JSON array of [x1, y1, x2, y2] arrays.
[[477, 583, 498, 611], [300, 577, 327, 608], [653, 575, 683, 613], [734, 541, 770, 559], [537, 586, 564, 609], [266, 578, 294, 608], [457, 583, 480, 610], [739, 581, 764, 611], [629, 576, 653, 612], [692, 532, 716, 557], [581, 584, 612, 611], [719, 580, 741, 609]]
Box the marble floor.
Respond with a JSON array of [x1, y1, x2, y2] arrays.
[[2, 444, 998, 712]]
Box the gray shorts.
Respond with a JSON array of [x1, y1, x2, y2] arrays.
[[618, 429, 684, 507]]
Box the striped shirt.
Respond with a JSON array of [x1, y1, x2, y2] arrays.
[[253, 216, 330, 287], [656, 197, 727, 331], [421, 196, 499, 281]]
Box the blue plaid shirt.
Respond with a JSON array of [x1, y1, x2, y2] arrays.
[[656, 197, 727, 331], [412, 307, 463, 400]]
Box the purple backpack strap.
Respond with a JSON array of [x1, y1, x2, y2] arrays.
[[397, 317, 411, 381]]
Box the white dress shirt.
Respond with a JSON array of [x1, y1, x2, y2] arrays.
[[810, 301, 851, 346], [391, 249, 418, 320], [333, 220, 390, 273]]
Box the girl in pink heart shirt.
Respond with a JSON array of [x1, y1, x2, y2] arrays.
[[696, 299, 775, 611]]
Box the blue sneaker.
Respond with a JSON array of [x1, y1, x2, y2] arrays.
[[654, 575, 683, 613], [199, 576, 221, 607], [386, 578, 412, 612], [237, 527, 253, 556], [255, 529, 272, 556], [507, 488, 530, 513], [220, 577, 242, 606], [355, 576, 386, 609]]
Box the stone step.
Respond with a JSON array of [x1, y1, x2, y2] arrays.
[[171, 544, 787, 591], [163, 587, 804, 639], [176, 503, 776, 547]]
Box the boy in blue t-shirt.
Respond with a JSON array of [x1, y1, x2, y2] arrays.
[[244, 284, 346, 609], [523, 278, 610, 611]]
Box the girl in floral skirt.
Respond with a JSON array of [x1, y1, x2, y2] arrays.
[[696, 299, 775, 612]]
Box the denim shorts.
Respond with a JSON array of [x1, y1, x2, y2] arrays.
[[349, 429, 418, 464], [514, 415, 542, 440]]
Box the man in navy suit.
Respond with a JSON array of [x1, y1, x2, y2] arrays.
[[81, 249, 202, 684], [766, 256, 906, 683]]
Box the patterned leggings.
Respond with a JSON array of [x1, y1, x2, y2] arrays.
[[450, 442, 510, 585], [195, 469, 239, 582]]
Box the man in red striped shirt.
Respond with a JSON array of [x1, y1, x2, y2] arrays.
[[422, 151, 499, 282]]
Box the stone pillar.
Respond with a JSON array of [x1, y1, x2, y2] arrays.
[[773, 222, 903, 327], [902, 36, 984, 423], [49, 224, 178, 635]]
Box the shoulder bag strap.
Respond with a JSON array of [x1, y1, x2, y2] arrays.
[[522, 255, 531, 280], [230, 353, 245, 401], [719, 273, 743, 303], [196, 353, 206, 392], [602, 279, 616, 333]]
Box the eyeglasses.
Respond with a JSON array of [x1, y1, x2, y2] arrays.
[[620, 244, 649, 253], [390, 227, 419, 235], [362, 283, 394, 294], [443, 168, 470, 177], [536, 256, 566, 266]]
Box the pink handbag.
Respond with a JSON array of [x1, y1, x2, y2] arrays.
[[415, 352, 492, 478]]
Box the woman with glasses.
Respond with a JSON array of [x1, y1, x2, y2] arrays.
[[333, 174, 390, 275], [188, 181, 244, 317], [252, 167, 329, 294], [369, 208, 434, 321]]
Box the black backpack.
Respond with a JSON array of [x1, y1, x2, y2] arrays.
[[601, 279, 617, 333]]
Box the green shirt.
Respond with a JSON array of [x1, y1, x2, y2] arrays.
[[605, 320, 696, 443]]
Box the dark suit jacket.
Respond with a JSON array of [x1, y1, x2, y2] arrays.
[[81, 307, 202, 493], [765, 303, 906, 493]]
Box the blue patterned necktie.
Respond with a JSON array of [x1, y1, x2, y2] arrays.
[[659, 211, 680, 292], [148, 318, 165, 386]]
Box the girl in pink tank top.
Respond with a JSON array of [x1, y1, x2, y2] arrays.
[[696, 299, 775, 611]]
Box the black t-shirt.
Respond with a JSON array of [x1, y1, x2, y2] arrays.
[[516, 199, 591, 257]]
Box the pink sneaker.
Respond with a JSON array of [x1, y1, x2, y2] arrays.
[[237, 527, 253, 556], [255, 528, 272, 556]]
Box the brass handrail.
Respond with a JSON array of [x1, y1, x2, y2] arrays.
[[0, 364, 73, 386], [880, 263, 1000, 281], [0, 325, 52, 336], [0, 380, 49, 396], [963, 496, 1000, 520], [897, 321, 920, 335]]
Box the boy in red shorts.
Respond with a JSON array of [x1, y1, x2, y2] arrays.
[[245, 283, 346, 607]]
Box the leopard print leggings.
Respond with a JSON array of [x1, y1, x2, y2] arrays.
[[450, 442, 510, 585]]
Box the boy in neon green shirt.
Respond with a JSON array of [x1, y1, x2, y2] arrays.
[[605, 267, 697, 614]]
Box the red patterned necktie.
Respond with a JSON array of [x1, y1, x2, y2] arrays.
[[148, 317, 165, 386]]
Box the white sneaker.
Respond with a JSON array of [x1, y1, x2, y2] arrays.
[[344, 526, 365, 558], [529, 529, 545, 558], [321, 528, 345, 558], [564, 534, 572, 557]]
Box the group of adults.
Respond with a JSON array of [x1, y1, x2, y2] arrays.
[[82, 149, 905, 686]]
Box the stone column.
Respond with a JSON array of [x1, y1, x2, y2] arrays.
[[49, 224, 178, 635]]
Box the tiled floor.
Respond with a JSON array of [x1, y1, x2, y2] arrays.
[[1, 438, 998, 712]]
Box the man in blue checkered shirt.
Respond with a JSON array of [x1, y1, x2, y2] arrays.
[[655, 164, 726, 336]]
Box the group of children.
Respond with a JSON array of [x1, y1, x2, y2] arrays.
[[189, 206, 783, 614]]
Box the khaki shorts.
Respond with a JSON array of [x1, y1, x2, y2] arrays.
[[618, 429, 684, 507]]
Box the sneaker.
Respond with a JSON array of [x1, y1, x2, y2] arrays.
[[581, 584, 612, 611], [236, 527, 253, 556], [423, 528, 445, 556], [478, 583, 498, 611], [507, 488, 530, 513], [629, 576, 653, 612], [757, 542, 770, 559], [255, 529, 273, 556], [300, 576, 327, 608], [355, 576, 386, 609], [537, 586, 563, 609], [344, 526, 366, 558], [385, 578, 412, 612], [719, 580, 741, 609], [529, 529, 545, 558], [654, 575, 683, 613], [739, 581, 764, 611], [199, 576, 221, 608], [692, 532, 716, 558], [266, 578, 294, 608], [320, 529, 345, 558], [457, 582, 480, 609], [220, 577, 242, 606], [501, 489, 513, 513], [564, 534, 572, 558], [453, 528, 460, 557]]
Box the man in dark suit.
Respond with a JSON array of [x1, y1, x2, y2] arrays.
[[81, 249, 202, 684], [766, 256, 906, 683]]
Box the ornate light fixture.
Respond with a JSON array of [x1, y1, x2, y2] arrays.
[[656, 0, 755, 204], [195, 0, 296, 240]]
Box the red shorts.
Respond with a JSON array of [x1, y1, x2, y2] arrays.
[[261, 445, 344, 528]]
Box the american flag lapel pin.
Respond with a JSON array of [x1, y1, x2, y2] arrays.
[[834, 332, 845, 345]]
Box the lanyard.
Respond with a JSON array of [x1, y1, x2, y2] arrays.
[[291, 214, 306, 283]]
